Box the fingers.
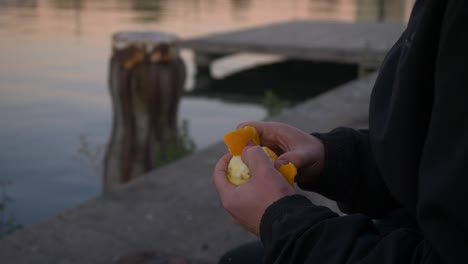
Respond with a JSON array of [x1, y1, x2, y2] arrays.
[[237, 121, 280, 140], [276, 149, 310, 170], [237, 121, 322, 170], [241, 146, 278, 182], [242, 146, 294, 198], [212, 153, 234, 198], [237, 121, 291, 149]]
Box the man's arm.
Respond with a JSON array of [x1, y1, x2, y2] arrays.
[[299, 128, 399, 218], [260, 195, 438, 264]]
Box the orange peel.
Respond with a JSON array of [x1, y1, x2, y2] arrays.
[[278, 163, 297, 187], [223, 126, 260, 156], [222, 126, 297, 187]]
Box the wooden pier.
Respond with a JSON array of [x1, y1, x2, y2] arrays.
[[182, 20, 406, 68]]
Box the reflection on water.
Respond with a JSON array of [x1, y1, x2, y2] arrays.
[[51, 0, 83, 10], [0, 0, 412, 227], [309, 0, 340, 13], [51, 0, 83, 36], [131, 0, 168, 22], [231, 0, 251, 21], [0, 0, 38, 8], [357, 0, 409, 22], [0, 0, 413, 38]]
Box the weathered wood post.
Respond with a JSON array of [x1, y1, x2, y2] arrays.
[[103, 32, 186, 193]]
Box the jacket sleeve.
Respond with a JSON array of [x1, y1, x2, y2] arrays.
[[260, 195, 439, 264], [298, 128, 399, 218], [415, 1, 468, 262]]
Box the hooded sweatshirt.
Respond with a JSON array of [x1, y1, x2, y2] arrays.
[[259, 0, 468, 263]]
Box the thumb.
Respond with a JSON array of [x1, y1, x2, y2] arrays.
[[242, 146, 277, 179]]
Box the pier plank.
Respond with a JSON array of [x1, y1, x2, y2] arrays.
[[182, 20, 405, 66]]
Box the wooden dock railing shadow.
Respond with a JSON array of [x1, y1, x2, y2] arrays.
[[181, 20, 405, 88]]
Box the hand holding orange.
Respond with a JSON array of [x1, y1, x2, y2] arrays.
[[223, 126, 297, 187]]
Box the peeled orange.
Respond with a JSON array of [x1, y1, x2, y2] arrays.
[[223, 126, 297, 187]]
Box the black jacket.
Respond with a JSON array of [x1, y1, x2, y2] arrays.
[[259, 0, 468, 263]]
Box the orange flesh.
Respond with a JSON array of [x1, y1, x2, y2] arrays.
[[262, 146, 278, 160]]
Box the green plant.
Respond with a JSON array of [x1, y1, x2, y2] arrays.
[[154, 119, 196, 166], [0, 180, 22, 238], [73, 134, 106, 177], [263, 89, 288, 117]]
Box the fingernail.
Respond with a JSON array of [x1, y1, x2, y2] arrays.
[[245, 140, 256, 147], [236, 123, 246, 129], [275, 159, 288, 169]]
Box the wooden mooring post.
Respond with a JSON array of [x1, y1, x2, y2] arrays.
[[103, 32, 186, 192]]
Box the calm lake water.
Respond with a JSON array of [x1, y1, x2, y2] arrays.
[[0, 0, 412, 227]]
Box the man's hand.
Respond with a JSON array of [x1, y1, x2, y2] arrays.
[[213, 146, 295, 235], [238, 122, 325, 186]]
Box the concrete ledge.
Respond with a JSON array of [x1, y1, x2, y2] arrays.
[[0, 73, 377, 264]]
